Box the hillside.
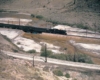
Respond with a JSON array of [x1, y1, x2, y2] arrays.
[[0, 33, 20, 52], [0, 0, 100, 29], [0, 0, 100, 80], [0, 52, 100, 80]]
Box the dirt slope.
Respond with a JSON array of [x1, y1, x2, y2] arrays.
[[0, 33, 19, 52], [0, 0, 100, 29], [0, 52, 100, 80]]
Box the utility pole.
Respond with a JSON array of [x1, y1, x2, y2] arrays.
[[73, 44, 78, 62], [19, 18, 20, 25], [45, 44, 47, 63], [73, 52, 76, 62], [94, 22, 97, 37], [86, 29, 87, 37], [86, 28, 88, 37], [33, 55, 35, 67], [74, 0, 76, 4]]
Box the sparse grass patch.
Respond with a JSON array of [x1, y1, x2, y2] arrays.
[[31, 14, 35, 18], [40, 45, 93, 63], [23, 33, 100, 64], [46, 19, 74, 26], [83, 71, 92, 76], [31, 14, 90, 30], [33, 72, 44, 80], [27, 49, 36, 54], [53, 69, 63, 76], [49, 54, 67, 60], [0, 9, 18, 13], [75, 23, 89, 29], [65, 73, 70, 78], [0, 9, 6, 12], [41, 50, 52, 56], [32, 15, 90, 30], [31, 14, 44, 20], [36, 15, 44, 19], [12, 49, 18, 53], [43, 66, 49, 72]]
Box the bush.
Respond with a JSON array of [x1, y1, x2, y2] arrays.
[[65, 54, 74, 61], [53, 70, 63, 76], [0, 9, 6, 12], [27, 49, 36, 53], [41, 48, 53, 57], [75, 23, 89, 29], [40, 46, 93, 64], [49, 54, 67, 60], [36, 15, 44, 19], [12, 49, 18, 53], [75, 53, 93, 64], [31, 14, 35, 18], [65, 73, 70, 78]]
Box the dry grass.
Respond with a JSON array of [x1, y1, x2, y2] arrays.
[[23, 33, 100, 64]]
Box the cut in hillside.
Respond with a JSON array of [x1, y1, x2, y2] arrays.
[[0, 33, 20, 52], [0, 0, 100, 29], [0, 51, 100, 80]]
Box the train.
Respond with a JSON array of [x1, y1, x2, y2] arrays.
[[0, 23, 67, 35]]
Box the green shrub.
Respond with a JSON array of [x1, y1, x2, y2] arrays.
[[27, 49, 36, 53], [53, 70, 63, 76], [41, 49, 53, 57], [75, 53, 93, 64], [0, 9, 6, 12], [40, 45, 93, 64], [36, 15, 44, 19], [65, 54, 74, 61], [12, 49, 18, 53], [31, 14, 35, 18], [75, 23, 89, 29], [49, 54, 66, 60], [40, 50, 93, 64], [65, 73, 70, 78]]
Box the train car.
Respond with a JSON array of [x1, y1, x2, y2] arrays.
[[0, 23, 67, 35]]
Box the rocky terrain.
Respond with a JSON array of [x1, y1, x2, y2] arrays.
[[0, 33, 19, 52], [0, 0, 100, 29], [0, 51, 100, 80], [0, 27, 100, 80], [0, 0, 100, 80]]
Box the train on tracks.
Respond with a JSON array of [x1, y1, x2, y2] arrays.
[[0, 23, 67, 35]]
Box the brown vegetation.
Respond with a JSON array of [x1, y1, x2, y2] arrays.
[[23, 33, 100, 64]]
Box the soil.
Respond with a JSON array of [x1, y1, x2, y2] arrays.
[[0, 0, 100, 29]]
